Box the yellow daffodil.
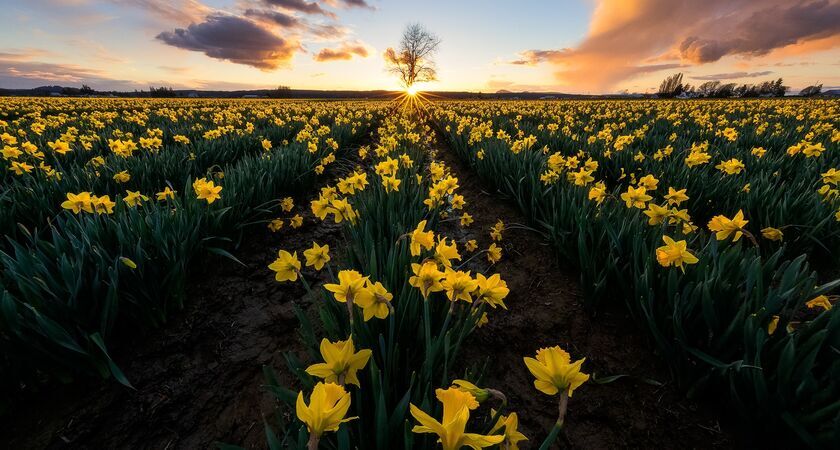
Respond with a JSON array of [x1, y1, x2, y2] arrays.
[[61, 192, 94, 214], [269, 250, 301, 282], [304, 242, 330, 270], [487, 243, 502, 264], [707, 210, 749, 242], [409, 261, 445, 299], [409, 388, 504, 450], [410, 220, 435, 256], [489, 410, 528, 450], [655, 235, 699, 272], [324, 270, 367, 303], [354, 280, 393, 321], [474, 273, 510, 309], [620, 185, 651, 209], [761, 227, 783, 242], [523, 346, 589, 397], [806, 295, 832, 311], [305, 337, 372, 387], [296, 382, 355, 446]]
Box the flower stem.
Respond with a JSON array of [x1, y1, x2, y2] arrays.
[[538, 391, 569, 450]]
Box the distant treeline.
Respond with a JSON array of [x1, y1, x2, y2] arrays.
[[657, 73, 825, 98]]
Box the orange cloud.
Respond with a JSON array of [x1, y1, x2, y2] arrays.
[[511, 0, 840, 91], [314, 42, 370, 62]]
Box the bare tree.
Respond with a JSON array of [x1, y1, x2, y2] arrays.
[[384, 24, 441, 89]]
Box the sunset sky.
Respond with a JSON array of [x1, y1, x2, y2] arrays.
[[1, 0, 839, 94]]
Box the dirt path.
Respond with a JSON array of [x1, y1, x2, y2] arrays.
[[435, 144, 733, 449], [2, 196, 345, 450]]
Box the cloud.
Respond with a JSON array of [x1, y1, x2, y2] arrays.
[[314, 42, 370, 61], [678, 1, 840, 63], [243, 8, 303, 28], [691, 71, 774, 81], [0, 58, 139, 90], [109, 0, 211, 25], [510, 0, 840, 91], [262, 0, 336, 19], [156, 14, 301, 70], [324, 0, 374, 10]]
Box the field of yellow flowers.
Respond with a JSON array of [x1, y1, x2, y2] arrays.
[[1, 97, 837, 449]]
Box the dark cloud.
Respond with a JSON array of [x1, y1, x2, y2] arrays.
[[324, 0, 374, 10], [314, 42, 369, 61], [678, 1, 840, 63], [243, 8, 303, 28], [262, 0, 336, 18], [156, 14, 300, 70], [691, 71, 774, 81]]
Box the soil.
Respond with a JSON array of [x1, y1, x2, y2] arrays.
[[2, 129, 735, 450], [434, 144, 734, 449], [1, 208, 345, 450]]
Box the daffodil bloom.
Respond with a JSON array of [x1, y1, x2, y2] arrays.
[[410, 220, 435, 256], [434, 237, 461, 268], [489, 410, 528, 450], [47, 139, 71, 155], [441, 269, 477, 303], [8, 161, 34, 175], [281, 197, 294, 212], [91, 195, 116, 214], [409, 388, 504, 450], [290, 214, 303, 228], [193, 178, 222, 204], [767, 315, 780, 335], [474, 273, 509, 309], [620, 185, 651, 209], [805, 295, 832, 311], [761, 227, 783, 242], [487, 243, 502, 264], [707, 210, 749, 242], [326, 270, 368, 322], [61, 192, 94, 214], [643, 203, 670, 226], [311, 196, 333, 220], [490, 220, 505, 241], [664, 187, 688, 206], [305, 337, 372, 387], [637, 174, 659, 191], [588, 183, 607, 204], [655, 235, 699, 272], [523, 346, 589, 397], [156, 187, 176, 201], [268, 218, 284, 232], [304, 242, 330, 270], [113, 170, 130, 183], [460, 213, 473, 227], [354, 280, 393, 321], [261, 139, 272, 151], [465, 239, 478, 252], [382, 175, 401, 192], [409, 261, 445, 299], [123, 191, 149, 208], [296, 382, 355, 448], [269, 250, 301, 282], [715, 158, 745, 175]]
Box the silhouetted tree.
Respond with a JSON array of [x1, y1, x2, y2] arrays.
[[80, 84, 95, 95], [657, 73, 684, 98], [384, 23, 441, 89], [800, 84, 823, 97]]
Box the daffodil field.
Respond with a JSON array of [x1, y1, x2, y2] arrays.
[[433, 99, 840, 446], [0, 98, 379, 385], [1, 97, 839, 449]]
